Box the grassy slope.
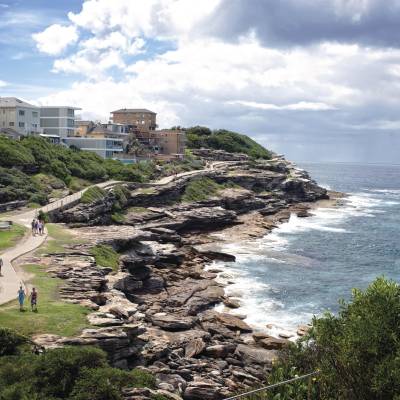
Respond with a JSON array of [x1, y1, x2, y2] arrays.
[[90, 244, 119, 272], [0, 224, 90, 336], [181, 177, 238, 203], [0, 223, 27, 253], [0, 264, 90, 336]]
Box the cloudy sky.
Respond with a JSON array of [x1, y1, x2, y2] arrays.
[[1, 0, 400, 164]]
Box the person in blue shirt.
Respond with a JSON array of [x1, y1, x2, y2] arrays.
[[17, 285, 26, 311]]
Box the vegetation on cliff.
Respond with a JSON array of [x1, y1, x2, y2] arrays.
[[185, 126, 272, 159], [0, 136, 157, 205], [264, 277, 400, 400], [181, 176, 238, 202], [0, 331, 162, 400]]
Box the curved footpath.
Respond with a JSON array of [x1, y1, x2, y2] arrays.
[[0, 180, 120, 305], [0, 162, 228, 305]]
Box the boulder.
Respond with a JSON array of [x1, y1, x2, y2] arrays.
[[205, 344, 236, 358], [223, 298, 240, 309], [215, 313, 252, 332], [185, 338, 206, 358], [183, 380, 221, 400], [150, 313, 196, 331], [187, 286, 225, 315], [113, 275, 143, 294], [260, 336, 289, 350], [235, 344, 278, 366]]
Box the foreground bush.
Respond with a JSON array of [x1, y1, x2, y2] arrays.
[[0, 335, 159, 400], [265, 277, 400, 400]]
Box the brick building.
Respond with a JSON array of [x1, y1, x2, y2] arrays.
[[110, 108, 157, 134]]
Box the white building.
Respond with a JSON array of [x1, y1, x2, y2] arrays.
[[40, 106, 80, 138], [0, 97, 41, 136]]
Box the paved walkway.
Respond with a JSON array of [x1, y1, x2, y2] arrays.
[[0, 162, 231, 305], [0, 180, 120, 305]]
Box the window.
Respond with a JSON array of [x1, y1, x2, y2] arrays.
[[19, 110, 25, 116], [19, 122, 25, 127], [9, 122, 14, 126], [32, 111, 38, 117]]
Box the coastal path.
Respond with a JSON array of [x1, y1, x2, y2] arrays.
[[0, 180, 120, 306], [0, 161, 232, 306]]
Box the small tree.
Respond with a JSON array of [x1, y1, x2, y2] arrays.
[[266, 277, 400, 400]]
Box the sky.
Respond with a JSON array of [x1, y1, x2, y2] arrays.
[[1, 0, 400, 164]]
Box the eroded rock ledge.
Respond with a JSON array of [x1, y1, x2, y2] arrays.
[[34, 155, 326, 399]]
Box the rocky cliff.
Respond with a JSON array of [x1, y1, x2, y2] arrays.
[[36, 153, 327, 400]]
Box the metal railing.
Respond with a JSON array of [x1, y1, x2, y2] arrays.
[[223, 371, 320, 400]]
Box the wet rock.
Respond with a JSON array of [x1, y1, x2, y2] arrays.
[[259, 336, 289, 350], [215, 313, 252, 332], [223, 298, 240, 309]]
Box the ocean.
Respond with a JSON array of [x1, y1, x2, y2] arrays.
[[210, 162, 400, 336]]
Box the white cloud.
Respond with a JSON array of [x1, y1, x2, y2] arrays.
[[229, 100, 337, 111], [0, 80, 7, 87], [67, 0, 221, 38], [32, 24, 78, 55], [33, 0, 400, 163]]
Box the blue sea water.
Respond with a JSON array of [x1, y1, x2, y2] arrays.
[[212, 163, 400, 335]]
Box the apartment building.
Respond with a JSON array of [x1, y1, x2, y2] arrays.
[[63, 124, 126, 159], [110, 108, 157, 134], [40, 106, 80, 138], [153, 129, 186, 158], [0, 97, 41, 136]]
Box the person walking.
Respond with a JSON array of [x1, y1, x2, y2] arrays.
[[17, 285, 26, 311], [38, 220, 43, 236], [29, 287, 38, 312], [34, 219, 39, 236], [0, 257, 3, 276], [31, 219, 36, 236]]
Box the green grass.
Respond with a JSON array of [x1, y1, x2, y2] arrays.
[[68, 176, 92, 193], [181, 177, 239, 203], [81, 186, 106, 204], [90, 244, 119, 272], [0, 223, 27, 253], [0, 264, 90, 336], [37, 223, 83, 255]]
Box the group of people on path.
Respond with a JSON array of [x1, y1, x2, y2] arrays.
[[17, 285, 38, 312], [31, 218, 45, 236]]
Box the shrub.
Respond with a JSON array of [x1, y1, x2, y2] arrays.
[[80, 186, 106, 204], [266, 277, 400, 400], [0, 328, 28, 356], [186, 126, 272, 159], [70, 367, 156, 400]]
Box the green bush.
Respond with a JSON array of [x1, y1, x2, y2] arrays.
[[265, 277, 400, 400], [80, 186, 106, 204], [0, 339, 157, 400], [0, 328, 28, 356], [186, 127, 272, 159]]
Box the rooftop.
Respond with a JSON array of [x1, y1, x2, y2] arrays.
[[0, 97, 38, 109], [111, 108, 156, 114], [40, 106, 81, 110]]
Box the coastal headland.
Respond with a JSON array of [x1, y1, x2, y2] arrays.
[[5, 149, 335, 399]]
